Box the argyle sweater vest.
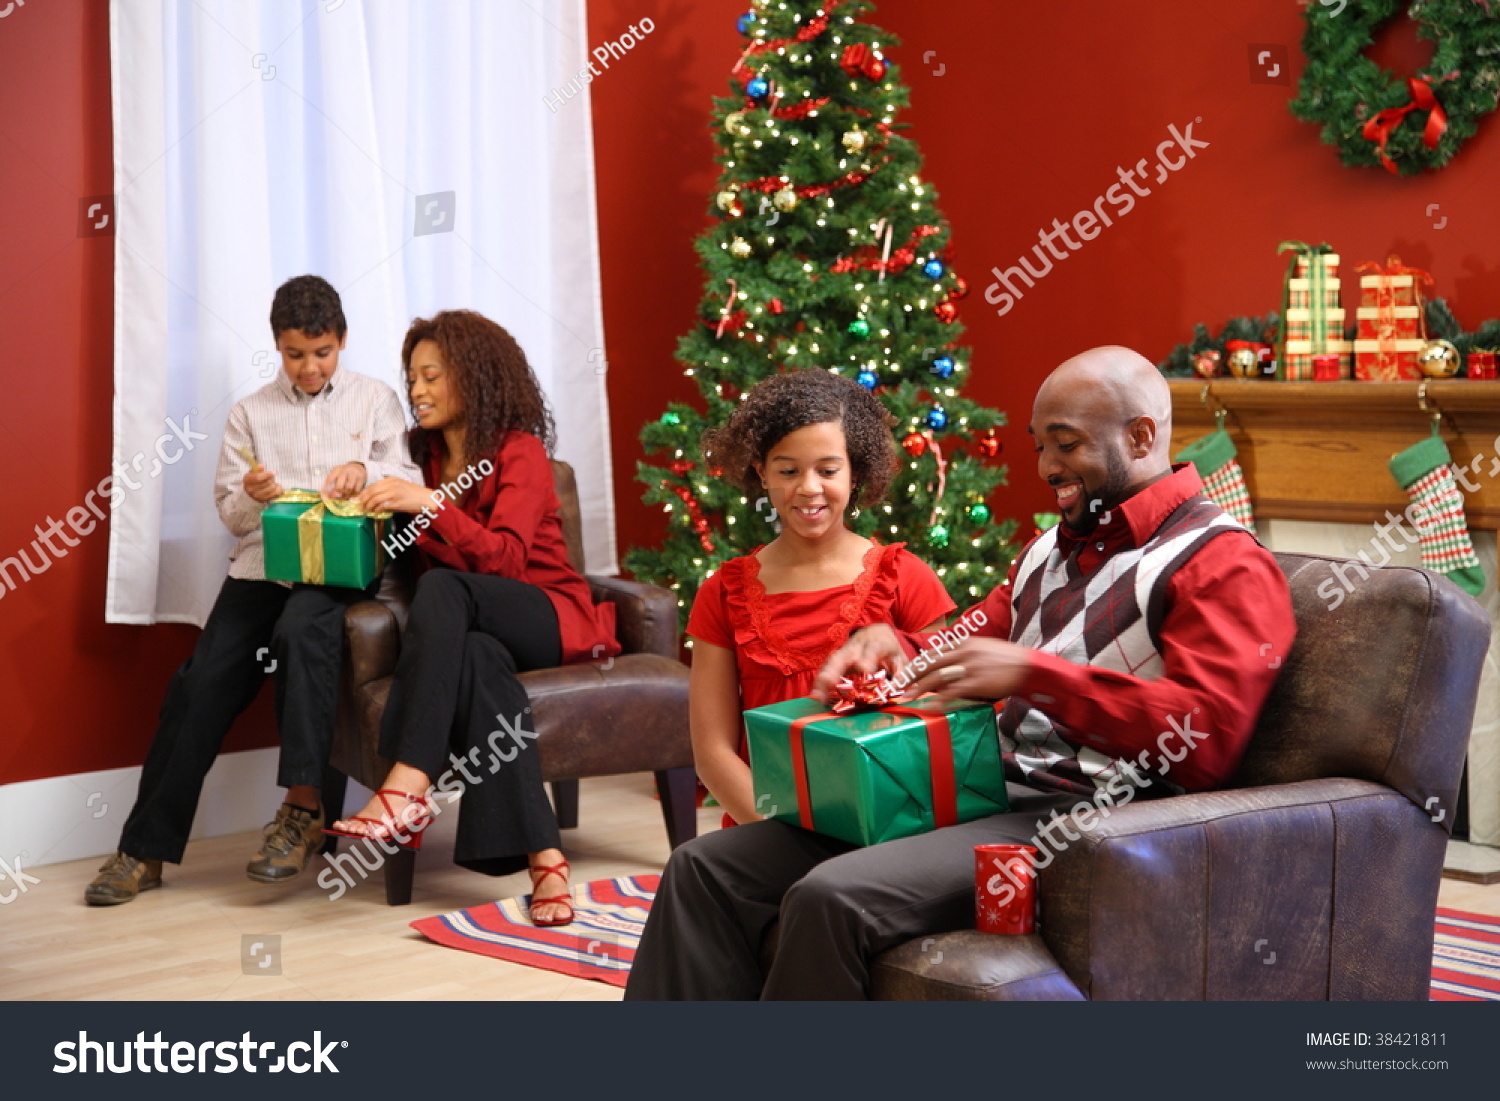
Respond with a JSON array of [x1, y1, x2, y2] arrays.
[[998, 494, 1251, 798]]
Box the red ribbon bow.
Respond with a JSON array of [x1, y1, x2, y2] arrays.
[[1361, 76, 1448, 174], [827, 671, 897, 714]]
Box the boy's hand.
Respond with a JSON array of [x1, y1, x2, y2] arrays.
[[813, 623, 906, 702], [323, 462, 367, 499], [244, 466, 282, 503], [359, 476, 440, 515]]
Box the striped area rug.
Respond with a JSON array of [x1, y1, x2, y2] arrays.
[[1432, 907, 1500, 1001], [413, 886, 1500, 998], [410, 875, 658, 988]]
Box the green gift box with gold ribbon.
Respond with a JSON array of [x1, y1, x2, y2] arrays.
[[262, 490, 391, 589], [745, 695, 1008, 847]]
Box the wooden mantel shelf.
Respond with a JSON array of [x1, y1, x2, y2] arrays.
[[1169, 380, 1500, 529]]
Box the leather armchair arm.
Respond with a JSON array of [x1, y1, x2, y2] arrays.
[[1039, 777, 1446, 1001], [588, 574, 679, 659], [871, 932, 1085, 1001], [344, 600, 400, 688]]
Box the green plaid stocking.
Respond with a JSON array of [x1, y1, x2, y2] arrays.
[[1175, 428, 1255, 533], [1389, 435, 1485, 597]]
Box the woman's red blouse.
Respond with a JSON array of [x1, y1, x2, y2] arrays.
[[415, 430, 620, 665]]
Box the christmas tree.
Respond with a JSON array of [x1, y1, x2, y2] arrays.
[[624, 0, 1018, 625]]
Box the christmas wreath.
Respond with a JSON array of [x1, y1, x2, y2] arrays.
[[1289, 0, 1500, 175]]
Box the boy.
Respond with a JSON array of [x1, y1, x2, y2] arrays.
[[86, 275, 420, 905]]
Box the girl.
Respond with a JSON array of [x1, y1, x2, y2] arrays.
[[331, 310, 620, 926], [687, 369, 955, 825]]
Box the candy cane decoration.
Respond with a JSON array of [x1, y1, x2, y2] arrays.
[[925, 430, 948, 526], [878, 223, 894, 282], [716, 278, 739, 338]]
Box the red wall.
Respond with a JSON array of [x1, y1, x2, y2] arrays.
[[4, 0, 1497, 785]]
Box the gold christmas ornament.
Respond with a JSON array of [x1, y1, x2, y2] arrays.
[[1226, 347, 1260, 378], [841, 128, 867, 152], [729, 236, 753, 259], [772, 187, 798, 213], [724, 111, 747, 135], [716, 189, 740, 214], [1418, 338, 1461, 378]]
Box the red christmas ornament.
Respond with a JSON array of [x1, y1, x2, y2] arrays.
[[901, 432, 927, 457], [768, 298, 784, 314], [949, 277, 968, 299], [934, 300, 959, 323], [840, 42, 887, 81], [668, 459, 694, 476], [976, 432, 1001, 458]]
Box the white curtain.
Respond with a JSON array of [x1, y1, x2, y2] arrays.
[[107, 0, 614, 624]]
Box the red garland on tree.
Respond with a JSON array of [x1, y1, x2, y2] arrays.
[[830, 224, 941, 275]]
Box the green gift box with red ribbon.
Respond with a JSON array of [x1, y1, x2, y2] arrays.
[[744, 695, 1008, 847]]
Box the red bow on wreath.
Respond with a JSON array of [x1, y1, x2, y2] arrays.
[[840, 43, 886, 81], [1361, 75, 1449, 174]]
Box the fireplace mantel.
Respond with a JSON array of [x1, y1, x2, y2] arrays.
[[1169, 381, 1500, 529]]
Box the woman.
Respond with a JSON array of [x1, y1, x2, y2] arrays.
[[332, 310, 620, 925], [685, 369, 956, 826]]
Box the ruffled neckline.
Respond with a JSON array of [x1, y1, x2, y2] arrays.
[[722, 539, 906, 675]]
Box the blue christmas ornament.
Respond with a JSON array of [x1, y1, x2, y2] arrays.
[[746, 77, 770, 99], [926, 406, 948, 431], [930, 356, 955, 379], [737, 11, 755, 34], [857, 370, 878, 390], [923, 258, 946, 280]]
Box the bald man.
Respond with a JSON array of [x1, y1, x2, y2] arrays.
[[625, 346, 1295, 1000]]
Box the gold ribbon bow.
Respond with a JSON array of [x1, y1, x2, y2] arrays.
[[274, 490, 392, 585]]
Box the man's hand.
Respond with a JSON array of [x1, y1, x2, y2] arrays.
[[908, 637, 1033, 701], [813, 623, 906, 702], [359, 476, 440, 515], [244, 465, 282, 503], [323, 462, 367, 499]]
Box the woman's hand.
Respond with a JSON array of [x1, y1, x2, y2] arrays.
[[358, 476, 440, 515], [322, 462, 367, 499], [907, 637, 1033, 701]]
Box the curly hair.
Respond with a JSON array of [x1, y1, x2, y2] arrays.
[[701, 369, 896, 508], [402, 311, 556, 469], [269, 274, 346, 339]]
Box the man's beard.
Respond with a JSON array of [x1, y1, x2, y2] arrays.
[[1061, 446, 1131, 536]]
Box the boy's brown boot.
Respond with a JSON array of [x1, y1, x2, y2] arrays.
[[246, 803, 324, 883], [84, 851, 163, 906]]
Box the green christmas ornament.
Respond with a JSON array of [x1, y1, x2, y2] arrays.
[[929, 524, 949, 548], [660, 411, 681, 426], [847, 317, 870, 337], [967, 503, 990, 523]]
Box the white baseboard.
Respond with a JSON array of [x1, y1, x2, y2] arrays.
[[0, 748, 369, 870]]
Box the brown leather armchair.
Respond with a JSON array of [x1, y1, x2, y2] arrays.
[[323, 461, 696, 905], [860, 552, 1488, 999]]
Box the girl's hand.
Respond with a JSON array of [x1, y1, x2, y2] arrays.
[[359, 476, 440, 515], [322, 462, 367, 499]]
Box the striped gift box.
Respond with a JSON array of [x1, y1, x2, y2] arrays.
[[1284, 307, 1346, 342], [1359, 273, 1423, 308], [1293, 252, 1340, 279], [1282, 339, 1351, 381], [1355, 305, 1422, 341]]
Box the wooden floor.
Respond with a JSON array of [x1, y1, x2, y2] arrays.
[[3, 772, 1497, 1001]]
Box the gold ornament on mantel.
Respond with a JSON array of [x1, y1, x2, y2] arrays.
[[841, 128, 867, 152], [729, 236, 753, 259], [772, 186, 799, 213], [1226, 347, 1260, 378], [1418, 338, 1461, 378]]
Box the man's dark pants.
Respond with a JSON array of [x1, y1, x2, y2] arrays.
[[119, 575, 372, 865], [625, 785, 1079, 1000]]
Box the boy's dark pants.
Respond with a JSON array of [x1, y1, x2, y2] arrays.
[[119, 575, 371, 865]]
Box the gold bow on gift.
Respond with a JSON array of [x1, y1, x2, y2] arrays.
[[274, 490, 392, 586]]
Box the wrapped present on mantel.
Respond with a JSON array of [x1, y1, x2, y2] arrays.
[[263, 490, 391, 589], [1354, 256, 1434, 381], [745, 674, 1008, 847], [1276, 242, 1344, 380]]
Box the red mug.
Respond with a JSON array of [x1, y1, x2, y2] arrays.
[[1470, 351, 1497, 381], [974, 843, 1037, 934], [1312, 353, 1343, 382]]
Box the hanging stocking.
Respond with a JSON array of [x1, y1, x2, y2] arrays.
[[1175, 418, 1255, 533], [1389, 431, 1485, 597]]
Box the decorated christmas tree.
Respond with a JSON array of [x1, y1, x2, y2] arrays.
[[624, 0, 1018, 624]]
